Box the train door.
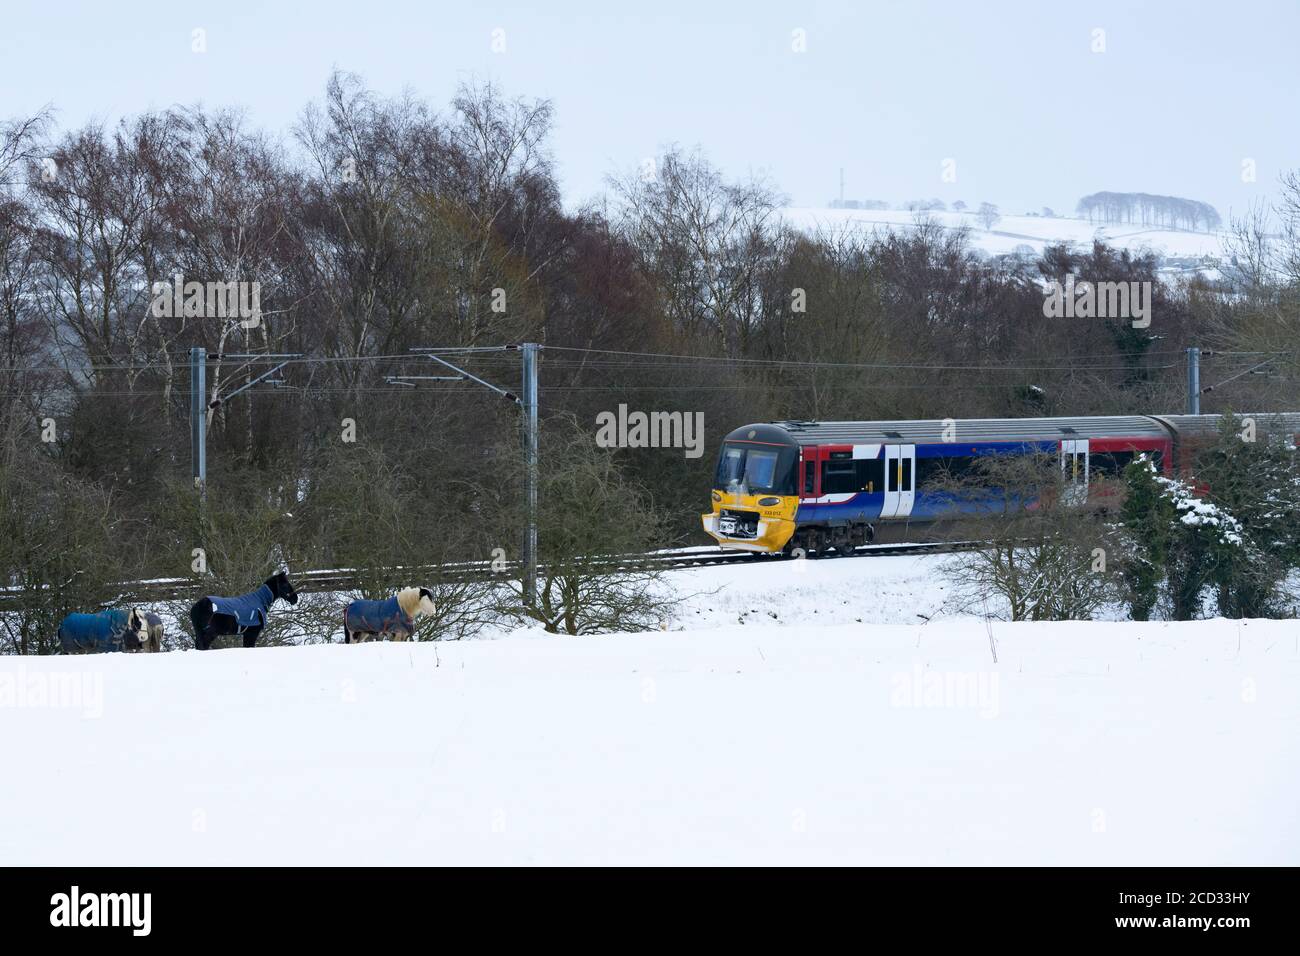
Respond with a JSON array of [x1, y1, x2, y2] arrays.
[[1060, 439, 1089, 505], [800, 451, 818, 498], [881, 444, 916, 518]]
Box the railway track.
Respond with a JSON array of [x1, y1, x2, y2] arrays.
[[0, 539, 977, 610], [630, 539, 977, 569]]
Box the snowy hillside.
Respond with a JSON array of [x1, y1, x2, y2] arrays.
[[3, 554, 1297, 865], [784, 207, 1227, 265]]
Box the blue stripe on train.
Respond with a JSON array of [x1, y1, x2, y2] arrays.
[[797, 490, 1033, 523], [915, 440, 1057, 458], [795, 492, 882, 523], [795, 440, 1056, 524]]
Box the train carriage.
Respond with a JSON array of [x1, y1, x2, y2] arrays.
[[702, 413, 1300, 556]]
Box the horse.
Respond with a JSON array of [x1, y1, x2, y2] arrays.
[[126, 612, 165, 653], [58, 607, 149, 654], [343, 587, 436, 643], [190, 571, 299, 650]]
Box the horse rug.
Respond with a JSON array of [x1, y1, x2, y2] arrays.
[[58, 609, 132, 653], [208, 584, 275, 629], [345, 595, 415, 638]]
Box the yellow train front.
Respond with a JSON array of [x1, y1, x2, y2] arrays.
[[701, 423, 801, 553]]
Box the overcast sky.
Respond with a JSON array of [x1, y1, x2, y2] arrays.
[[3, 0, 1296, 219]]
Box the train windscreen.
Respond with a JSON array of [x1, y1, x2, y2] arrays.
[[715, 443, 797, 495]]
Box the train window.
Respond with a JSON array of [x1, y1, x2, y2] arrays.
[[803, 462, 815, 494], [821, 460, 859, 495], [1092, 450, 1135, 478], [916, 455, 973, 488], [885, 456, 914, 491], [916, 457, 937, 487], [743, 450, 778, 488], [856, 458, 883, 493], [717, 447, 745, 487]]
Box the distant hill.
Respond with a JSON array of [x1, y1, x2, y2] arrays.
[[783, 207, 1227, 277]]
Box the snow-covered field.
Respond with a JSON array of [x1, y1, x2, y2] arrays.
[[783, 207, 1227, 262], [2, 554, 1297, 865]]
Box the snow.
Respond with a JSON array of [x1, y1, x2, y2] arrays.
[[2, 554, 1297, 865], [1146, 463, 1246, 545], [782, 207, 1228, 262]]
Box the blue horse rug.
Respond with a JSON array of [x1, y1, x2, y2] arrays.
[[208, 584, 275, 629], [345, 595, 414, 638], [58, 609, 133, 653]]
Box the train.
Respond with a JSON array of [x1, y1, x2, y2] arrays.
[[702, 413, 1300, 556]]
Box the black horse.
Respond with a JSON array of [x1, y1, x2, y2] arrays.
[[190, 571, 299, 650]]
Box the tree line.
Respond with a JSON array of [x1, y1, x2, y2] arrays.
[[1076, 191, 1223, 232]]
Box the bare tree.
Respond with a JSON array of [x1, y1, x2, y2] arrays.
[[1276, 169, 1300, 286], [931, 452, 1118, 622], [481, 416, 686, 635], [27, 116, 184, 382], [0, 109, 51, 187], [1209, 172, 1300, 395], [611, 145, 785, 354], [162, 107, 301, 423], [976, 202, 1000, 231], [297, 439, 498, 641], [0, 111, 54, 457], [0, 456, 123, 654]]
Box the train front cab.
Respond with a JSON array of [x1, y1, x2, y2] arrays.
[[702, 424, 801, 552]]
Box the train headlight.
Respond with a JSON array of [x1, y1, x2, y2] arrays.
[[711, 491, 722, 502], [758, 496, 780, 506]]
